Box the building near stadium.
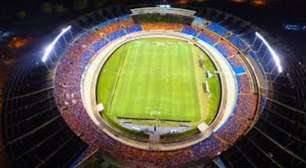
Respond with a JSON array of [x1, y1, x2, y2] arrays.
[[2, 3, 306, 168]]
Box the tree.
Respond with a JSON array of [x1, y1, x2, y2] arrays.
[[73, 0, 88, 11], [92, 0, 106, 8], [54, 4, 67, 13], [16, 10, 27, 19], [41, 2, 52, 14]]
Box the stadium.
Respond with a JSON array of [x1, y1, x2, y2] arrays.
[[0, 1, 305, 168]]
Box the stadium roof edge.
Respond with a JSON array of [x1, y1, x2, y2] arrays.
[[255, 32, 283, 73], [130, 7, 196, 17], [42, 25, 71, 63]]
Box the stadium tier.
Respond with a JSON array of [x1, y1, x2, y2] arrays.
[[2, 4, 306, 168]]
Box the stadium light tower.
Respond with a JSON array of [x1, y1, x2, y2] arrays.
[[255, 32, 283, 73], [159, 4, 171, 8], [42, 25, 72, 63], [159, 0, 171, 7]]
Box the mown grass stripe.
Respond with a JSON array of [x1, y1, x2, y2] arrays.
[[96, 37, 221, 136]]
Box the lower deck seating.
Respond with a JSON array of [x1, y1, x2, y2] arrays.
[[228, 35, 247, 51], [215, 40, 238, 58], [196, 29, 220, 45], [181, 26, 197, 36], [207, 23, 229, 37]]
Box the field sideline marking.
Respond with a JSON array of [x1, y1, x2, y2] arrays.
[[107, 45, 131, 119]]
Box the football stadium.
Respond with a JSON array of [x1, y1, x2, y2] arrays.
[[0, 1, 306, 168]]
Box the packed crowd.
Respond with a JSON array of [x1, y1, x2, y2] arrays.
[[132, 13, 194, 25], [207, 23, 229, 37], [53, 13, 259, 167], [215, 115, 250, 145], [237, 74, 252, 93], [235, 94, 258, 120], [54, 15, 142, 147], [196, 30, 220, 46], [181, 25, 198, 36], [142, 23, 183, 32], [216, 40, 238, 58], [229, 35, 248, 51]]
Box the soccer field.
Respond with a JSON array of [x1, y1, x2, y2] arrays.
[[96, 37, 221, 131]]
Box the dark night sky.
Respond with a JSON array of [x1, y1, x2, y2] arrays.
[[1, 0, 306, 59]]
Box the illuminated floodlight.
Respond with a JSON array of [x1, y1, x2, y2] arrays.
[[42, 25, 72, 62], [255, 32, 283, 73], [159, 4, 171, 8]]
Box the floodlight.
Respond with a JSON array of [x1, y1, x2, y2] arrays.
[[255, 32, 283, 73], [42, 25, 71, 62]]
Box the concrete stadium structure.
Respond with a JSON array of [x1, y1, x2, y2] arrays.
[[3, 4, 305, 168]]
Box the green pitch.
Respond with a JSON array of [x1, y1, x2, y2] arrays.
[[96, 37, 221, 134]]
